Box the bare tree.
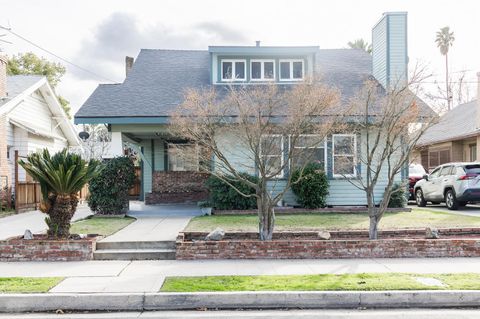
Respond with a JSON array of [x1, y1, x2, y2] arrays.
[[171, 82, 341, 240], [78, 124, 111, 161], [345, 71, 437, 239]]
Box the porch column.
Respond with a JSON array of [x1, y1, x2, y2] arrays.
[[110, 132, 124, 157]]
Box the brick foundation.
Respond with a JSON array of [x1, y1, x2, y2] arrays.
[[145, 171, 209, 204], [0, 235, 98, 261], [176, 228, 480, 260]]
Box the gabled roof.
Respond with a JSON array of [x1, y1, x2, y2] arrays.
[[0, 75, 79, 146], [75, 48, 433, 123], [417, 99, 479, 146]]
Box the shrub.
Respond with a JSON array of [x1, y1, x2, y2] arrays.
[[88, 156, 135, 215], [387, 183, 408, 208], [291, 163, 329, 209], [206, 173, 258, 210]]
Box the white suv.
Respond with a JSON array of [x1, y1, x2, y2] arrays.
[[414, 163, 480, 210]]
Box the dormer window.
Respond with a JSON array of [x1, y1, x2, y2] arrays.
[[251, 60, 275, 81], [279, 59, 304, 81], [221, 59, 246, 81]]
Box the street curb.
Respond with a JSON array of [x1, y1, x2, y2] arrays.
[[2, 291, 480, 312]]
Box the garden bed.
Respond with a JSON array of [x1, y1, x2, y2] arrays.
[[0, 234, 101, 261], [212, 207, 411, 215], [176, 228, 480, 260]]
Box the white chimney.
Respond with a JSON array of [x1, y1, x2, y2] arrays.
[[125, 56, 134, 77], [372, 12, 408, 90], [0, 54, 6, 98]]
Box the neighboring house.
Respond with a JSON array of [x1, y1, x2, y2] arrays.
[[0, 55, 79, 193], [75, 12, 431, 206], [415, 75, 480, 171]]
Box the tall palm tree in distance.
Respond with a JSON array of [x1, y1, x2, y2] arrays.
[[435, 26, 455, 110], [347, 39, 372, 54]]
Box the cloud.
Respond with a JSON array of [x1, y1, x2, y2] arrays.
[[72, 12, 247, 82]]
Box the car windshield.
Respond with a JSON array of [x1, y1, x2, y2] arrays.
[[464, 165, 480, 175], [409, 165, 426, 175]]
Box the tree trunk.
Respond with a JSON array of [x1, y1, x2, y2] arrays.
[[369, 214, 379, 240], [446, 54, 450, 110], [257, 188, 275, 240], [46, 194, 75, 238]]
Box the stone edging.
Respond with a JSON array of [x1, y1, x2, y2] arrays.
[[2, 291, 480, 312]]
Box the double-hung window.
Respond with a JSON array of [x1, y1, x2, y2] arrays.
[[251, 60, 275, 81], [279, 59, 304, 81], [221, 59, 246, 81], [332, 134, 356, 177], [167, 143, 199, 172], [260, 135, 284, 178], [291, 135, 326, 170]]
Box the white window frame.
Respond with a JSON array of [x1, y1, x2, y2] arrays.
[[279, 59, 305, 81], [332, 134, 357, 178], [250, 59, 276, 81], [167, 143, 199, 172], [260, 134, 284, 178], [289, 134, 327, 171], [221, 59, 246, 81]]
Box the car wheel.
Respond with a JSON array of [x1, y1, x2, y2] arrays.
[[445, 190, 459, 210], [416, 189, 427, 207]]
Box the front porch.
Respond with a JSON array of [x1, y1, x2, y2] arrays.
[[109, 125, 209, 204]]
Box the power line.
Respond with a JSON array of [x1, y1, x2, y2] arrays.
[[0, 25, 117, 83]]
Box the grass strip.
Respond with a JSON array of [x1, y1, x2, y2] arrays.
[[161, 273, 480, 292], [0, 277, 63, 293], [70, 216, 135, 236]]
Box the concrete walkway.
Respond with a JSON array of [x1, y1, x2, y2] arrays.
[[0, 205, 92, 240], [2, 257, 480, 293], [99, 202, 203, 243]]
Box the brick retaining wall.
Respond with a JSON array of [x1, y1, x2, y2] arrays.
[[176, 228, 480, 260], [0, 236, 97, 261]]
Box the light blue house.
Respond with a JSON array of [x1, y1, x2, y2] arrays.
[[75, 12, 429, 206]]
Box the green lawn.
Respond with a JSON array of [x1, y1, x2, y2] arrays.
[[70, 216, 135, 236], [185, 209, 480, 232], [0, 277, 63, 293], [161, 273, 480, 292]]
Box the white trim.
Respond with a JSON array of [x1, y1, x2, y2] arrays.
[[289, 134, 327, 172], [332, 134, 357, 178], [221, 59, 246, 81], [279, 59, 305, 81], [260, 134, 284, 178], [250, 59, 276, 82]]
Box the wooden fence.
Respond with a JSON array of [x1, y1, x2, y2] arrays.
[[13, 151, 141, 212]]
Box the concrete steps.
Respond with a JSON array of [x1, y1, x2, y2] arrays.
[[94, 241, 176, 260]]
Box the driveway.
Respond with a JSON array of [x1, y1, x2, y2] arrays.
[[408, 201, 480, 217], [0, 205, 92, 240]]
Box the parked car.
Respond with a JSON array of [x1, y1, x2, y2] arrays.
[[414, 162, 480, 210], [408, 164, 427, 200]]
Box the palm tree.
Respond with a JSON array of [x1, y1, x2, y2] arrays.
[[435, 26, 455, 110], [347, 39, 372, 54], [19, 149, 101, 238]]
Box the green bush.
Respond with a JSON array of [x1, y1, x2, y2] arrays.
[[88, 156, 135, 215], [206, 173, 258, 210], [291, 163, 329, 209], [387, 183, 408, 208]]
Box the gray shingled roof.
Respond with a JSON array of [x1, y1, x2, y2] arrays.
[[0, 75, 43, 107], [417, 99, 479, 146], [75, 48, 432, 120]]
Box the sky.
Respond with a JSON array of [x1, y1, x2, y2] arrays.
[[0, 0, 479, 116]]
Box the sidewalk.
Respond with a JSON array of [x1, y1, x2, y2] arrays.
[[2, 257, 480, 293], [0, 205, 92, 240]]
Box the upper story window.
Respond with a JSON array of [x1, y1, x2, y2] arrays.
[[221, 59, 246, 81], [251, 60, 275, 81], [279, 59, 304, 81]]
